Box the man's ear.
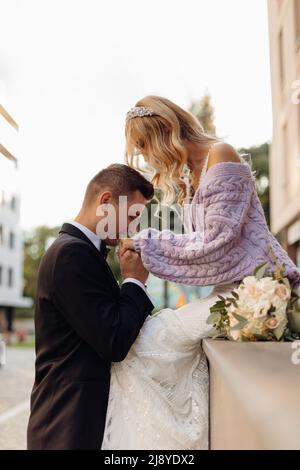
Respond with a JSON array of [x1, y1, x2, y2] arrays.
[[96, 191, 113, 217], [98, 191, 113, 206]]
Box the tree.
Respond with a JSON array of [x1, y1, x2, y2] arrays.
[[189, 94, 216, 135], [238, 142, 270, 226], [23, 225, 60, 301]]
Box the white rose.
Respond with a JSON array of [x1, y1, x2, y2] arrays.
[[272, 295, 287, 310], [243, 317, 265, 335], [229, 329, 242, 341], [264, 318, 278, 329], [264, 317, 281, 330], [243, 276, 257, 286], [275, 305, 288, 320], [253, 319, 266, 333], [275, 283, 291, 301], [253, 299, 272, 318], [242, 277, 261, 299], [258, 277, 276, 296], [236, 305, 253, 320]]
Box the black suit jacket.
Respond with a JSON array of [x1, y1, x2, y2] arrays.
[[27, 223, 154, 450]]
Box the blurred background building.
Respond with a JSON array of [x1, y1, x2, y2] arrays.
[[268, 0, 300, 267], [0, 100, 32, 336]]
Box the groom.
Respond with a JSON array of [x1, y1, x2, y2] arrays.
[[27, 164, 155, 450]]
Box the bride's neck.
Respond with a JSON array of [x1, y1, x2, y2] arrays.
[[185, 141, 212, 181]]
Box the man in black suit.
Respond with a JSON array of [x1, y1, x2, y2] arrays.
[[27, 164, 155, 450]]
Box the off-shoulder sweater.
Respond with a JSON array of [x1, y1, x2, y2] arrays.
[[133, 161, 300, 289]]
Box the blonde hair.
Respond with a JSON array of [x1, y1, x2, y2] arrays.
[[125, 95, 219, 205]]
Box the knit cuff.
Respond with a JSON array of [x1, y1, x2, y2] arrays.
[[133, 237, 142, 253]]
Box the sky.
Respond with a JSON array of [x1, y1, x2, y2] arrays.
[[0, 0, 273, 230]]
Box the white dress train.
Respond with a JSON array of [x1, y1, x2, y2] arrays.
[[102, 283, 237, 450]]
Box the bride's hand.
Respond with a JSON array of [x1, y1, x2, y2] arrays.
[[119, 238, 135, 256]]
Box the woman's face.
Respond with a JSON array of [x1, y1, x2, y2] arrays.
[[132, 133, 148, 161], [135, 141, 149, 163], [142, 151, 149, 163]]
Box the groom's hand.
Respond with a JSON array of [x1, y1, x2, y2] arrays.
[[119, 248, 149, 285], [119, 239, 135, 256]]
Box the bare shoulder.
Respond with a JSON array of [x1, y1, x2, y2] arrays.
[[207, 142, 241, 169]]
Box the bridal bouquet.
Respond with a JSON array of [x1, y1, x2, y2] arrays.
[[207, 259, 300, 342]]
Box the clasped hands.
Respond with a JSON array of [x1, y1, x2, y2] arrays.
[[117, 239, 149, 285], [119, 238, 135, 256]]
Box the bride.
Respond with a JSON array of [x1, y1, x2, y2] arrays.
[[102, 96, 300, 450]]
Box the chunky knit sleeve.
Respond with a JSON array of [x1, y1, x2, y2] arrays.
[[133, 162, 256, 286]]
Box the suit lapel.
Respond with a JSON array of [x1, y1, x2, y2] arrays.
[[59, 223, 119, 291]]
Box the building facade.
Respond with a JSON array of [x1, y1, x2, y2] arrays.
[[268, 0, 300, 267], [0, 102, 32, 331]]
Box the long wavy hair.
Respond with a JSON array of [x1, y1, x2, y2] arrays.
[[125, 95, 219, 205]]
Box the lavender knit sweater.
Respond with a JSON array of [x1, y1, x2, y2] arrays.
[[133, 162, 300, 289]]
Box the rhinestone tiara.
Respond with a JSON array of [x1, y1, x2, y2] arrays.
[[126, 106, 155, 121]]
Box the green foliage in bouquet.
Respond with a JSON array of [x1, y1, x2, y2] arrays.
[[207, 256, 300, 342]]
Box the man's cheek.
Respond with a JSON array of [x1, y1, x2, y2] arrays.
[[128, 218, 141, 236], [118, 219, 129, 239]]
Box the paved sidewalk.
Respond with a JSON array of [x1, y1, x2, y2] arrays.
[[0, 347, 35, 450]]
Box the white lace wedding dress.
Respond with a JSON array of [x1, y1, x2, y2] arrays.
[[102, 282, 237, 450]]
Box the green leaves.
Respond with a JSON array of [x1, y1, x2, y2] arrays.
[[273, 323, 286, 341], [207, 289, 241, 334], [288, 311, 300, 333], [253, 333, 270, 341], [253, 262, 269, 280], [283, 327, 300, 341], [207, 296, 230, 332], [231, 312, 248, 330], [207, 312, 221, 325], [210, 303, 225, 311]]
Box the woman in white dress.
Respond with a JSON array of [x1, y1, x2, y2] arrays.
[[102, 96, 300, 450]]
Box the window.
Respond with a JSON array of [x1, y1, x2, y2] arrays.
[[8, 268, 13, 288], [0, 191, 4, 207], [0, 225, 3, 245], [9, 232, 15, 249], [0, 265, 2, 285]]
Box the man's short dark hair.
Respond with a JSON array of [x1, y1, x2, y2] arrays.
[[84, 164, 154, 205]]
